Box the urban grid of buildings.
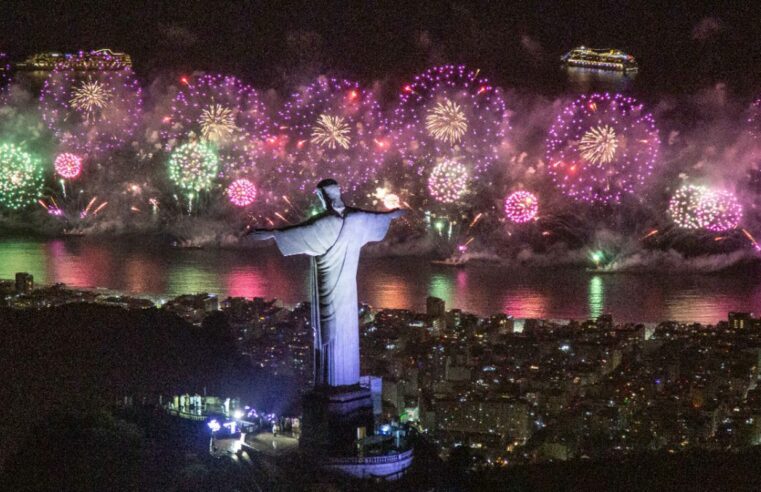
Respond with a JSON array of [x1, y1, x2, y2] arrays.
[[4, 272, 761, 469]]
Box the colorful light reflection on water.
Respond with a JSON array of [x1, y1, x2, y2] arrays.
[[2, 238, 761, 324]]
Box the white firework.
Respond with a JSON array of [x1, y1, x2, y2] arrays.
[[199, 104, 237, 144], [310, 114, 351, 149], [578, 125, 618, 164], [425, 99, 468, 144], [69, 79, 111, 122]]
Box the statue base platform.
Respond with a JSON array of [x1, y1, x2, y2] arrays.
[[300, 385, 374, 455]]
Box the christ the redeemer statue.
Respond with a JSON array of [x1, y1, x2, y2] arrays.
[[250, 179, 404, 388]]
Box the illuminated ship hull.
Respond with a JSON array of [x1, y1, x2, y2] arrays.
[[16, 49, 132, 71], [561, 47, 638, 73]]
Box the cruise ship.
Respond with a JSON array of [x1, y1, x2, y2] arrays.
[[15, 49, 132, 71], [561, 46, 638, 73]]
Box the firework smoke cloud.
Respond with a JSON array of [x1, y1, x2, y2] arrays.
[[275, 76, 387, 193], [39, 51, 143, 156], [545, 93, 659, 204], [161, 74, 271, 178]]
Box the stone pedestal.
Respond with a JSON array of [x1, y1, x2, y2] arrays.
[[300, 385, 374, 455]]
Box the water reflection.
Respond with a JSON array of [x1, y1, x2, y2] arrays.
[[503, 288, 549, 319], [0, 238, 760, 324], [370, 270, 413, 309], [565, 66, 636, 93], [0, 240, 47, 282], [588, 276, 604, 319], [47, 240, 113, 288], [428, 273, 454, 307], [226, 267, 266, 299], [124, 256, 164, 293], [166, 265, 218, 295]]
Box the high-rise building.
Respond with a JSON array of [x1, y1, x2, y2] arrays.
[[426, 296, 446, 318], [597, 313, 614, 330], [426, 296, 446, 334], [729, 312, 754, 330], [15, 272, 33, 294]]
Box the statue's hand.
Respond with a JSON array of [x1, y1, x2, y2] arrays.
[[249, 229, 275, 241], [389, 208, 406, 220]]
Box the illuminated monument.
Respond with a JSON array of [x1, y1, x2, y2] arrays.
[[251, 179, 413, 479]]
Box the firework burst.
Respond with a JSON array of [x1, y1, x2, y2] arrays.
[[54, 153, 83, 179], [668, 184, 742, 232], [578, 125, 618, 165], [428, 159, 469, 204], [425, 99, 468, 144], [546, 93, 659, 204], [0, 53, 11, 100], [311, 114, 351, 149], [69, 79, 111, 122], [199, 104, 237, 143], [747, 97, 761, 140], [162, 74, 271, 176], [504, 191, 539, 223], [39, 51, 142, 155], [391, 65, 509, 179], [226, 178, 257, 207], [167, 141, 219, 198], [276, 76, 387, 193], [0, 143, 44, 211]]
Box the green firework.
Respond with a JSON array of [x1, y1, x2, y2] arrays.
[[0, 143, 44, 210], [167, 141, 220, 197]]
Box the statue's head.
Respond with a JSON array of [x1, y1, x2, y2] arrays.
[[315, 178, 345, 213]]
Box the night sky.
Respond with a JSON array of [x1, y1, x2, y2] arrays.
[[2, 1, 760, 94]]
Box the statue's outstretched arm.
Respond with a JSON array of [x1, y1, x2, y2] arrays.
[[248, 228, 275, 241], [359, 208, 405, 244], [246, 214, 324, 241], [358, 208, 405, 219]]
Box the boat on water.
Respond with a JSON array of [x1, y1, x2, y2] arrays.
[[561, 46, 638, 73], [431, 256, 467, 267], [585, 267, 617, 274]]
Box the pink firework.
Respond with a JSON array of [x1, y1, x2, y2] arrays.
[[227, 178, 257, 207], [54, 153, 83, 179], [668, 184, 742, 232], [0, 53, 10, 99], [504, 191, 539, 223], [162, 74, 271, 176], [697, 188, 743, 232], [390, 65, 509, 178], [747, 97, 761, 140], [275, 76, 387, 192], [39, 51, 143, 155], [545, 93, 659, 204]]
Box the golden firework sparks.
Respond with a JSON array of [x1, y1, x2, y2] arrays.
[[70, 79, 111, 121], [578, 125, 618, 164], [425, 99, 468, 144], [199, 104, 237, 143], [310, 114, 351, 149]]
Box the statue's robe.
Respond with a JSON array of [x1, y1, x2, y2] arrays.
[[271, 208, 394, 387]]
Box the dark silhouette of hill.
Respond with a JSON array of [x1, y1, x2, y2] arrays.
[[0, 305, 241, 468], [470, 450, 761, 491]]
